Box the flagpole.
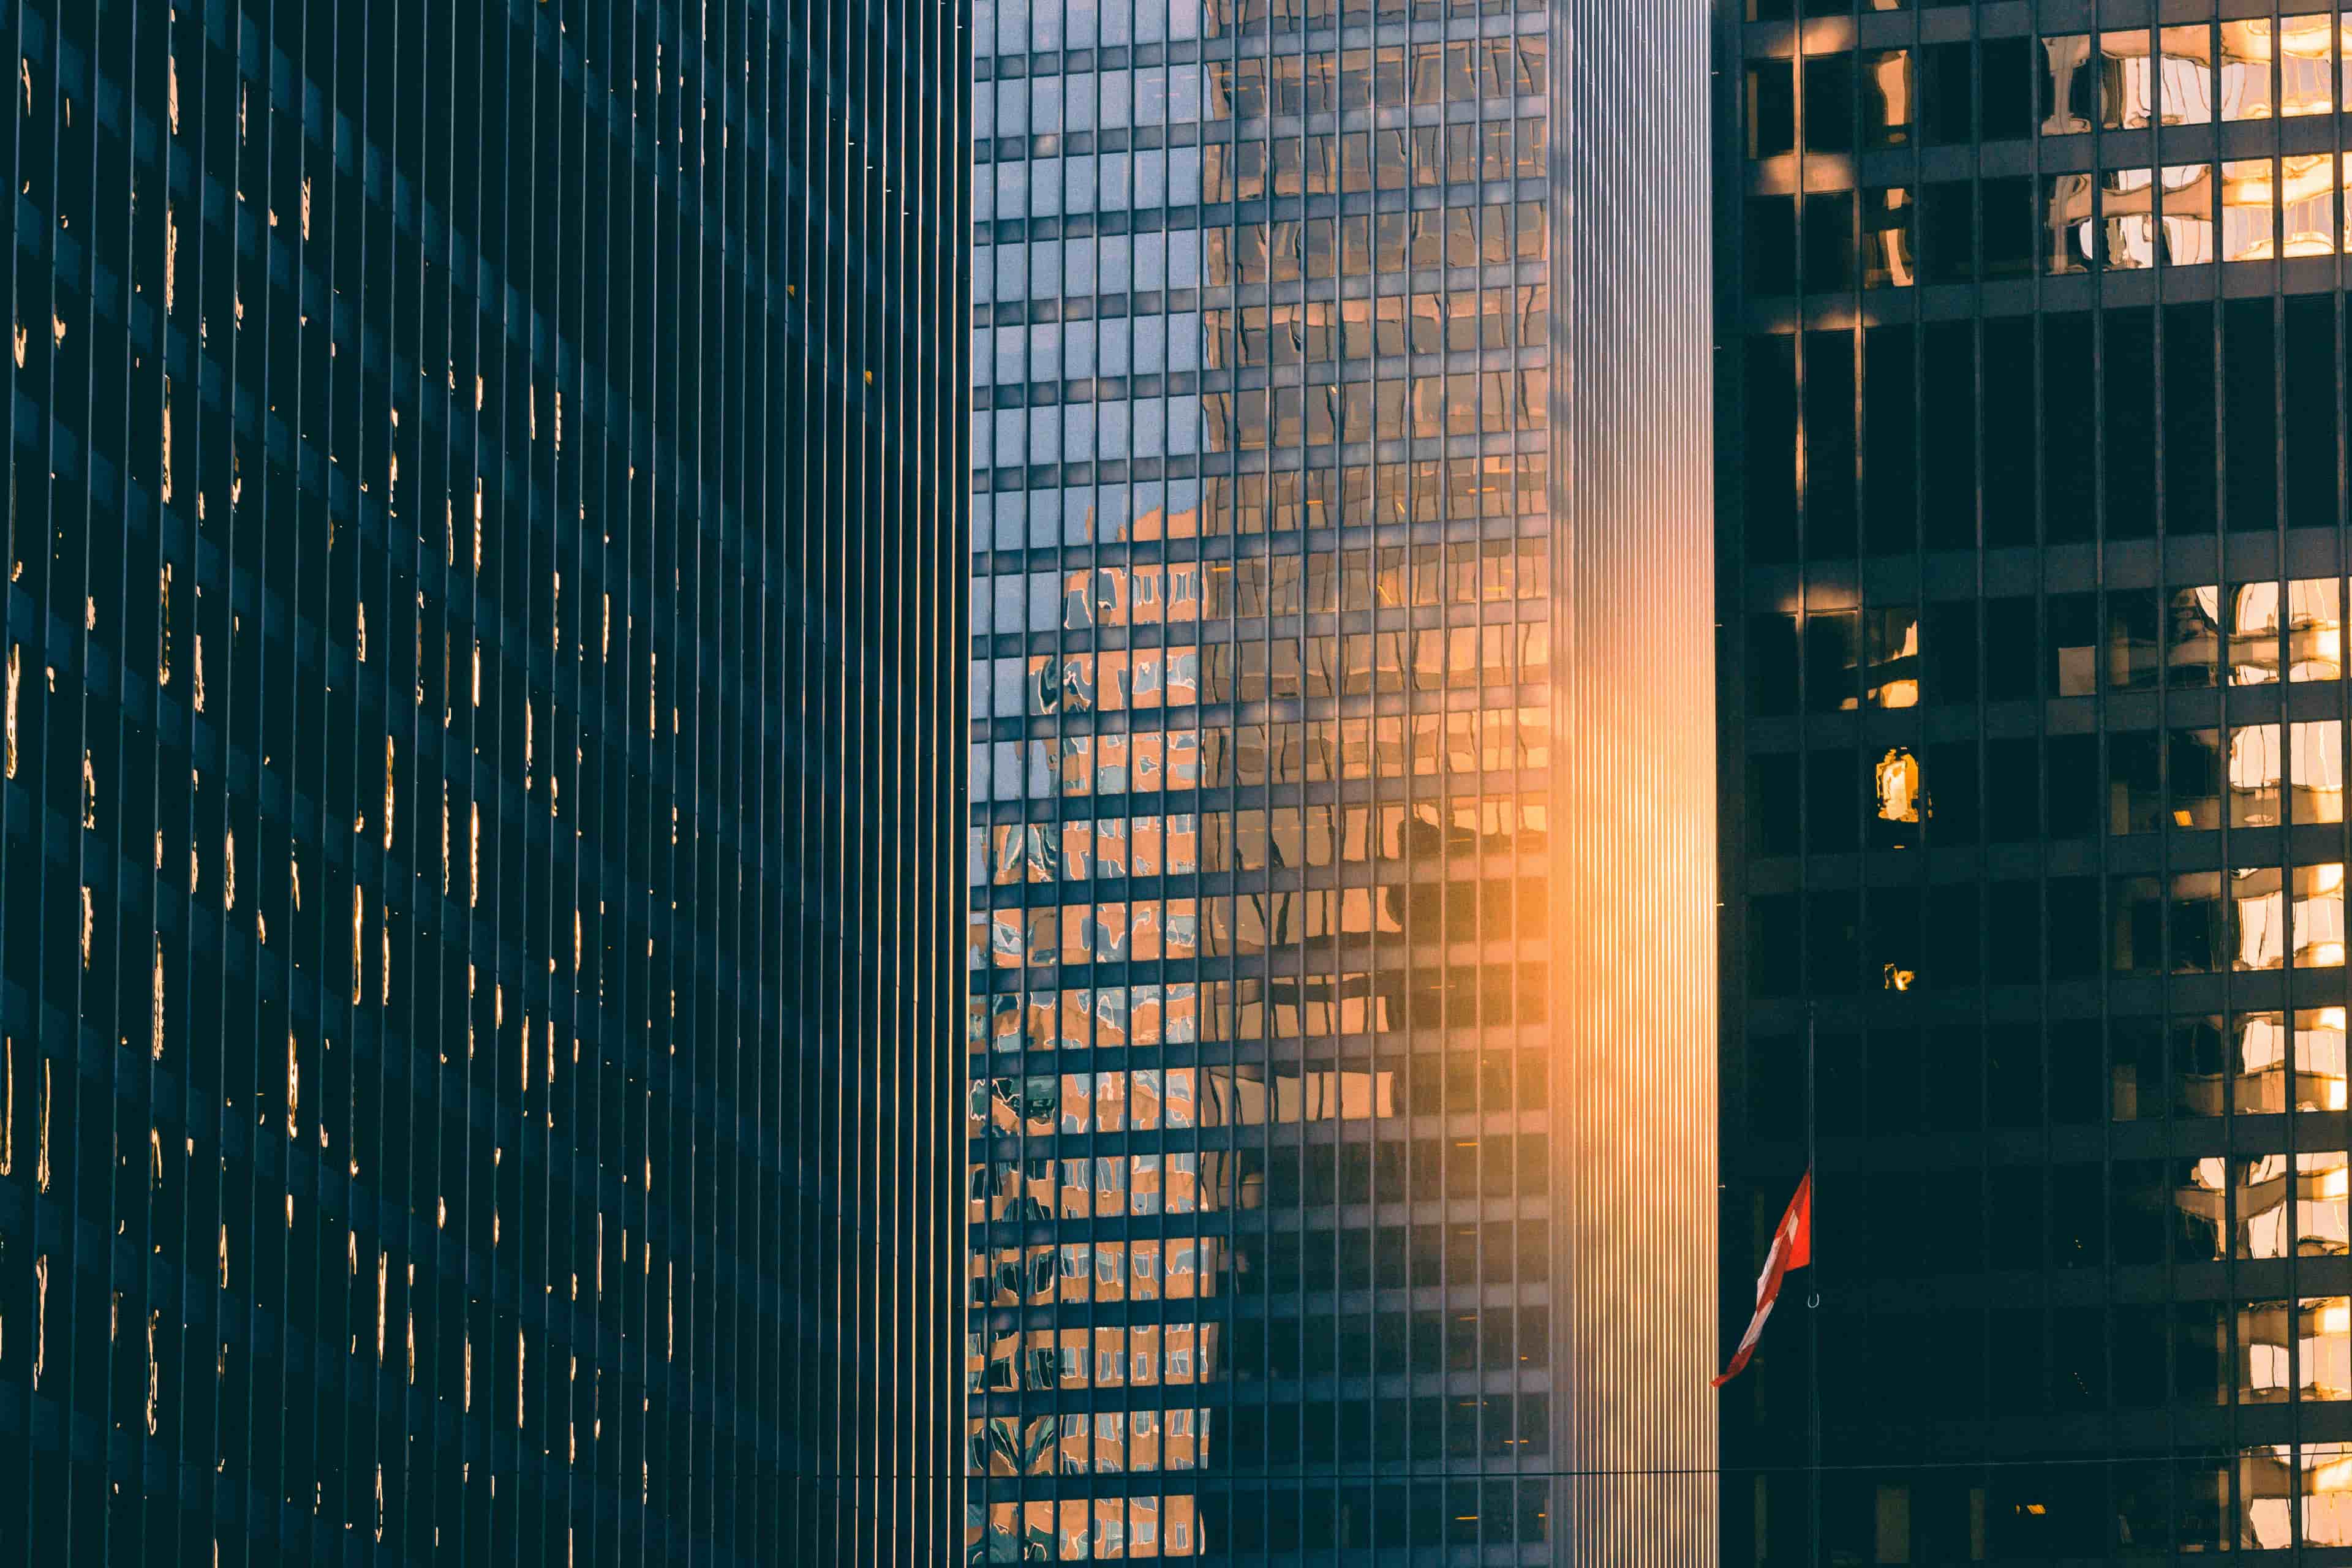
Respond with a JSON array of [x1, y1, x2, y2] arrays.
[[1806, 1003, 1820, 1568]]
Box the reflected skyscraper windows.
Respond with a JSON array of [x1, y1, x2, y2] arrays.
[[971, 0, 1708, 1552]]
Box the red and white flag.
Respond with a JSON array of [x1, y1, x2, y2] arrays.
[[1713, 1170, 1812, 1388]]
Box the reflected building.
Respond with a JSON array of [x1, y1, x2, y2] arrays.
[[0, 1, 958, 1563], [967, 0, 1713, 1559], [1724, 4, 2352, 1559]]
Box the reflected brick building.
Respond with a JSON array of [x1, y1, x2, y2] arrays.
[[1721, 3, 2352, 1557], [0, 0, 957, 1561]]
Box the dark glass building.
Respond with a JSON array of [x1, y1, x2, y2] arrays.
[[0, 0, 957, 1562], [965, 0, 1713, 1556], [1722, 2, 2352, 1558]]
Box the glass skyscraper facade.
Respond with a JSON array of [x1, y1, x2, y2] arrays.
[[1723, 2, 2352, 1558], [0, 0, 957, 1562], [966, 0, 1714, 1556]]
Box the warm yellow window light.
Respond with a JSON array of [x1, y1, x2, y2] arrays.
[[1875, 747, 1921, 824]]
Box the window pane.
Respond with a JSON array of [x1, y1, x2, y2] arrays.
[[2220, 21, 2280, 119], [1803, 53, 1854, 153], [2159, 163, 2217, 265], [2045, 174, 2094, 274], [2100, 168, 2158, 270], [2285, 153, 2340, 256], [2155, 26, 2215, 125], [2041, 35, 2095, 135], [2098, 30, 2155, 129], [2167, 589, 2222, 688], [2228, 583, 2281, 684], [2229, 725, 2285, 826], [2294, 721, 2348, 828], [2290, 581, 2343, 681], [1862, 187, 1915, 288], [1860, 49, 1912, 148], [2170, 728, 2224, 829]]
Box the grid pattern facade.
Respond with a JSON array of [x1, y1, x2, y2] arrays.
[[963, 0, 1564, 1555], [0, 0, 959, 1562], [1722, 1, 2352, 1559]]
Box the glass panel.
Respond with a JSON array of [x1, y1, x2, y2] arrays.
[[2342, 153, 2352, 255], [2098, 31, 2155, 129], [1918, 182, 1973, 283], [1874, 747, 1923, 829], [2168, 588, 2223, 686], [2243, 1450, 2295, 1547], [2284, 153, 2340, 257], [2242, 1300, 2298, 1402], [2155, 25, 2215, 124], [1984, 175, 2036, 277], [2290, 581, 2345, 681], [2312, 1310, 2352, 1400], [2344, 13, 2352, 120], [1803, 53, 1853, 153], [1806, 611, 1860, 712], [2173, 870, 2228, 969], [1865, 608, 1920, 707], [2296, 722, 2345, 825], [2301, 1152, 2352, 1253], [1860, 49, 1912, 148], [2160, 163, 2218, 264], [2112, 1020, 2165, 1118], [2302, 866, 2350, 968], [2108, 590, 2163, 688], [2296, 1008, 2350, 1113], [2111, 734, 2163, 834], [2052, 595, 2100, 695], [2100, 167, 2158, 270], [1982, 37, 2035, 140], [2040, 35, 2096, 135], [2171, 729, 2225, 830], [2045, 173, 2094, 274], [2280, 14, 2339, 115], [1862, 187, 1916, 288], [2228, 583, 2281, 683], [2304, 1439, 2352, 1542], [2175, 1156, 2230, 1251], [2231, 1012, 2291, 1112], [2239, 1154, 2294, 1256], [2221, 23, 2279, 119], [1805, 190, 1857, 292], [2222, 157, 2277, 260], [2229, 725, 2286, 826], [2175, 1457, 2233, 1545], [2234, 864, 2350, 970], [2174, 1017, 2230, 1115]]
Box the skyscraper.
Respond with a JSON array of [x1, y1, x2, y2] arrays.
[[1722, 6, 2352, 1558], [965, 0, 1713, 1556], [0, 1, 957, 1562]]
